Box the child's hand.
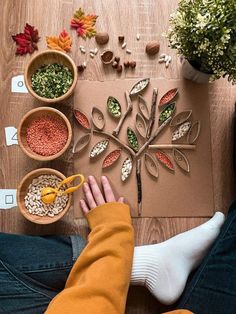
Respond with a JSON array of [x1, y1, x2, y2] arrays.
[[80, 175, 124, 214]]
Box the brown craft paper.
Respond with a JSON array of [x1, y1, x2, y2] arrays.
[[73, 79, 214, 218]]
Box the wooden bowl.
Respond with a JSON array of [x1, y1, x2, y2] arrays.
[[18, 107, 72, 161], [17, 168, 72, 224], [24, 50, 78, 103]]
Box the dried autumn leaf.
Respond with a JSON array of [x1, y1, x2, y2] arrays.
[[102, 149, 121, 168], [155, 150, 174, 171], [70, 8, 98, 38], [46, 30, 72, 52], [74, 109, 91, 130], [12, 23, 39, 55]]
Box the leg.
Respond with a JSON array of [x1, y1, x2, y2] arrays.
[[130, 212, 225, 305], [0, 233, 86, 314], [176, 201, 236, 314]]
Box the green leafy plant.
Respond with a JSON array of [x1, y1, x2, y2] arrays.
[[166, 0, 236, 83]]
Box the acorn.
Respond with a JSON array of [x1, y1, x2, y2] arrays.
[[129, 61, 136, 69], [145, 41, 160, 56], [95, 32, 109, 45], [118, 35, 125, 43], [123, 61, 130, 68], [117, 65, 123, 73], [112, 61, 118, 69], [114, 56, 120, 63]]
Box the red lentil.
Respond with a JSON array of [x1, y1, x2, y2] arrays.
[[155, 150, 174, 171], [74, 109, 91, 130], [159, 88, 178, 107], [102, 149, 121, 168], [26, 115, 68, 156]]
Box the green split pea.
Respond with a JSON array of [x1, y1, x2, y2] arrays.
[[31, 63, 73, 99]]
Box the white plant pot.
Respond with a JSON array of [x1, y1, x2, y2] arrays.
[[180, 57, 212, 84]]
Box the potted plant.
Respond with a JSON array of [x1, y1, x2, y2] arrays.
[[166, 0, 236, 84]]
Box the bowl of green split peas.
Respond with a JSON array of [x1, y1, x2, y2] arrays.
[[24, 50, 78, 103]]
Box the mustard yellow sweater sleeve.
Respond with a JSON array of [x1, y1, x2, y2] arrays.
[[45, 202, 134, 314]]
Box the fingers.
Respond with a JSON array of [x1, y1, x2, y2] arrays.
[[118, 197, 125, 203], [81, 176, 124, 213], [80, 199, 90, 215], [101, 176, 116, 202], [83, 182, 97, 209], [88, 176, 105, 205]]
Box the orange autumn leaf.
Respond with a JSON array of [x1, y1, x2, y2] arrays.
[[70, 8, 98, 38], [46, 30, 72, 52]]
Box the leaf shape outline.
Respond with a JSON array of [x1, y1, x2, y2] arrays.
[[127, 127, 139, 152], [159, 88, 178, 107], [172, 122, 191, 141], [102, 149, 121, 168], [74, 109, 91, 130], [121, 157, 133, 182], [170, 110, 192, 127], [73, 133, 91, 154], [138, 95, 150, 120], [187, 121, 201, 144], [90, 139, 109, 158], [130, 78, 150, 96], [135, 113, 147, 138], [107, 96, 122, 118], [155, 150, 174, 171], [91, 107, 105, 130], [173, 149, 190, 173], [144, 153, 159, 178], [159, 102, 176, 125]]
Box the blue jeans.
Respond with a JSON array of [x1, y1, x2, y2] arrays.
[[0, 203, 236, 314]]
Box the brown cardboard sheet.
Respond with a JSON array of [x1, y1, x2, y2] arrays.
[[73, 79, 214, 218]]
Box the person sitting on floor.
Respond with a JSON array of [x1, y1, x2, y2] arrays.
[[0, 176, 231, 314]]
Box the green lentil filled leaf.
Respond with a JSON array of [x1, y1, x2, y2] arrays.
[[159, 102, 176, 125], [127, 127, 139, 152], [107, 96, 121, 118], [31, 63, 73, 99]]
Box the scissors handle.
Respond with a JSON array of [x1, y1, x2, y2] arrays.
[[58, 174, 85, 195]]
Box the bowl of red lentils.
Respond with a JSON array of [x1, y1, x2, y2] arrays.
[[24, 50, 78, 103], [18, 107, 72, 161], [17, 168, 72, 224]]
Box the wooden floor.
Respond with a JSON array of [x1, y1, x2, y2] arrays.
[[0, 0, 235, 313]]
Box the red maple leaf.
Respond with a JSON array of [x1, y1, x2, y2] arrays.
[[12, 23, 40, 55]]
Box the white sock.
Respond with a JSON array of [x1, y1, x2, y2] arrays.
[[130, 212, 225, 305]]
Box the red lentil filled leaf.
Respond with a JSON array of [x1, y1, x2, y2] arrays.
[[74, 109, 91, 130], [159, 88, 178, 107], [155, 150, 174, 171], [70, 8, 98, 38], [12, 23, 39, 55], [102, 149, 121, 168]]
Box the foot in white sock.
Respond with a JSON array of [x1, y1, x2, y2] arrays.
[[130, 212, 225, 305]]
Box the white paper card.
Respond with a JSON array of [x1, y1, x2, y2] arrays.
[[0, 189, 17, 209], [5, 127, 18, 146], [11, 75, 28, 93]]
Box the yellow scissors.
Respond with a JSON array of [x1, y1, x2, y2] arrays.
[[41, 174, 84, 204]]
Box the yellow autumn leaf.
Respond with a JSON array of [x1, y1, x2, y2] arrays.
[[46, 30, 72, 52]]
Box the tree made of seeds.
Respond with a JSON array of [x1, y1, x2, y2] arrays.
[[73, 78, 200, 215]]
